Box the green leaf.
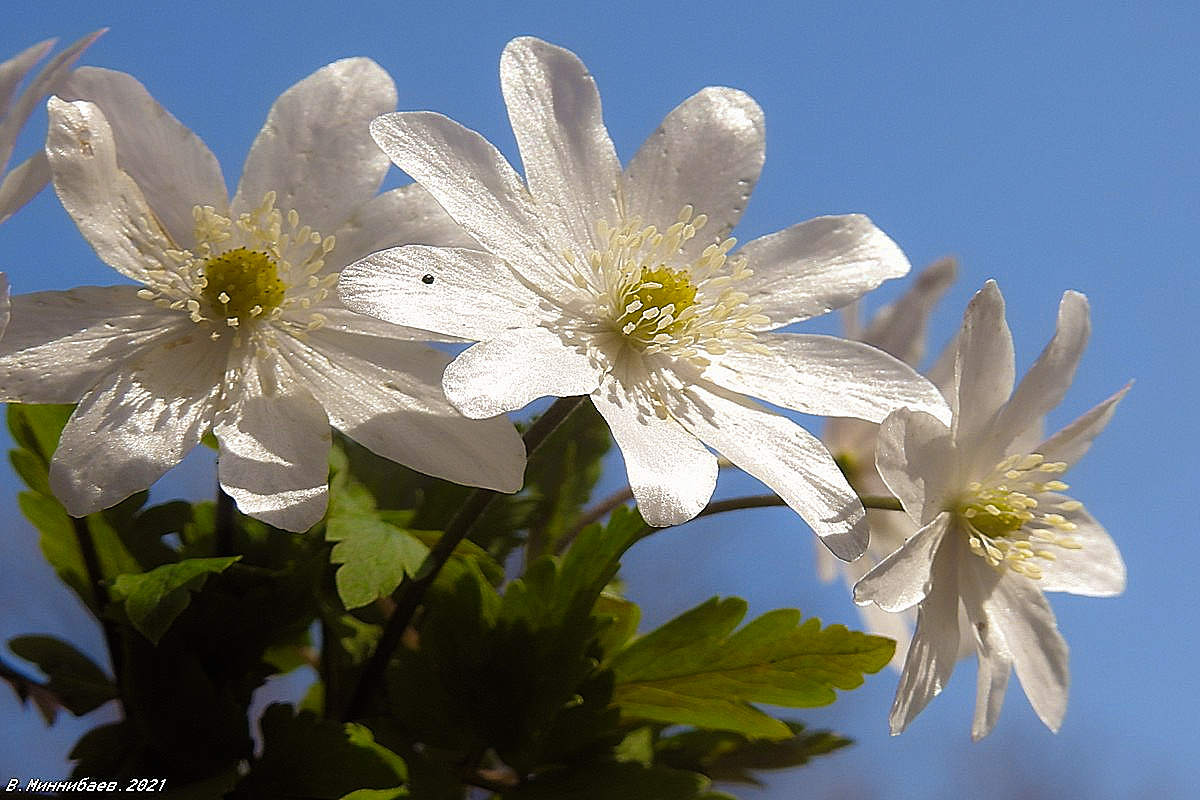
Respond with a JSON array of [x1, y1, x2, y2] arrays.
[[229, 704, 406, 799], [610, 598, 894, 739], [655, 722, 852, 785], [110, 556, 242, 644], [339, 790, 409, 800], [7, 635, 117, 715], [327, 513, 430, 610]]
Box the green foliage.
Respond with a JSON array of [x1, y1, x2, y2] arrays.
[[655, 722, 852, 786], [7, 635, 117, 715], [610, 598, 895, 739], [110, 556, 242, 644], [503, 761, 731, 800], [229, 704, 407, 799]]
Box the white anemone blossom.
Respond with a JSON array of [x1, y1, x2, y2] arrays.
[[0, 30, 102, 224], [854, 281, 1127, 739], [340, 37, 948, 560], [0, 60, 525, 531], [818, 257, 958, 667]]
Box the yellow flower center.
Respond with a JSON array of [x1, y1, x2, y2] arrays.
[[200, 247, 286, 326], [615, 265, 698, 345], [956, 453, 1083, 580]]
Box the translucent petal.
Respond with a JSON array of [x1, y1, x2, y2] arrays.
[[854, 513, 951, 613], [953, 281, 1015, 459]]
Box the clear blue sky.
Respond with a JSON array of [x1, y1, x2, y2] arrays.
[[1, 2, 1196, 798]]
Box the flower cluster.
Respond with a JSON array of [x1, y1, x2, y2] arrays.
[[0, 32, 1126, 744]]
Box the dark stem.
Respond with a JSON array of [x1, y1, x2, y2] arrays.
[[215, 484, 236, 556], [340, 395, 587, 722], [70, 516, 125, 713], [555, 484, 634, 554], [693, 492, 903, 519]]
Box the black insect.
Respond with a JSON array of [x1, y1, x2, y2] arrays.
[[421, 274, 435, 285]]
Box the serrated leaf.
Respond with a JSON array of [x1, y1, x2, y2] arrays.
[[229, 704, 406, 799], [7, 635, 116, 715], [610, 598, 894, 739], [327, 514, 430, 610], [655, 722, 852, 786], [111, 556, 241, 644]]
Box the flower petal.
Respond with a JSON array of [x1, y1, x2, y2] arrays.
[[45, 98, 179, 285], [887, 537, 962, 734], [58, 66, 227, 248], [737, 214, 911, 331], [0, 287, 184, 403], [674, 379, 867, 560], [952, 281, 1015, 458], [861, 256, 957, 366], [592, 375, 718, 526], [444, 326, 603, 418], [317, 304, 463, 344], [339, 244, 541, 340], [624, 87, 765, 253], [328, 183, 479, 271], [960, 569, 1014, 741], [48, 329, 226, 516], [214, 353, 331, 532], [875, 409, 957, 525], [1037, 383, 1131, 467], [232, 58, 395, 237], [706, 332, 950, 424], [854, 513, 951, 613], [0, 151, 50, 224], [978, 290, 1090, 468], [972, 564, 1070, 733], [1035, 498, 1126, 597], [500, 37, 619, 254], [369, 111, 571, 293], [281, 328, 526, 493]]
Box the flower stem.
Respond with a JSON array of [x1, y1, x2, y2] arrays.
[[339, 395, 587, 722], [70, 516, 126, 714]]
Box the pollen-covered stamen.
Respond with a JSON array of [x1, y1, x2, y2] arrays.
[[136, 192, 338, 346], [957, 452, 1083, 580], [590, 205, 769, 364]]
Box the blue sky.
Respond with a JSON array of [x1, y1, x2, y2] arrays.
[[1, 2, 1196, 798]]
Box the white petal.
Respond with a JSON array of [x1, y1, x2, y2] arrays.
[[674, 379, 867, 560], [960, 568, 1014, 741], [624, 87, 764, 252], [316, 304, 463, 344], [232, 58, 395, 236], [443, 326, 603, 418], [854, 513, 951, 612], [707, 333, 949, 424], [328, 183, 479, 271], [58, 66, 226, 248], [500, 37, 619, 254], [861, 256, 957, 366], [1037, 384, 1131, 467], [0, 287, 184, 403], [1035, 498, 1126, 596], [282, 327, 526, 493], [369, 111, 572, 293], [48, 330, 226, 516], [592, 375, 718, 526], [45, 98, 178, 285], [1, 31, 102, 170], [979, 290, 1090, 469], [952, 281, 1015, 458], [887, 538, 962, 734], [339, 245, 541, 340], [0, 151, 50, 224], [214, 353, 331, 532], [975, 565, 1069, 733], [737, 215, 911, 331], [875, 409, 957, 525]]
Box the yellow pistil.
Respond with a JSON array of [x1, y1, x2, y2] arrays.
[[957, 453, 1083, 580], [615, 265, 698, 344], [201, 247, 286, 326]]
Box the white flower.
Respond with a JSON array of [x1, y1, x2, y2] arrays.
[[340, 37, 948, 560], [818, 257, 958, 667], [0, 60, 525, 530], [0, 31, 102, 224], [853, 281, 1127, 739]]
